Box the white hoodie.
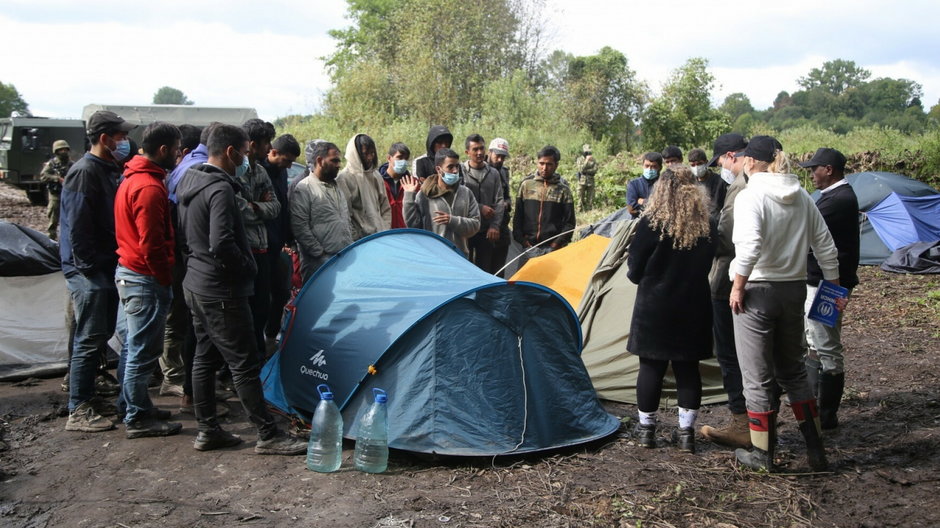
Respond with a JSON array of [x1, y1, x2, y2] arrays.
[[730, 172, 839, 282]]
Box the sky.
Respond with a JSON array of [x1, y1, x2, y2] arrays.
[[3, 0, 940, 121]]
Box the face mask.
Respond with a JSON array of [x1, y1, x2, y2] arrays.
[[109, 138, 131, 162], [720, 167, 735, 185], [691, 165, 706, 178], [393, 159, 408, 174], [642, 168, 658, 180], [441, 171, 460, 186], [234, 153, 250, 179]]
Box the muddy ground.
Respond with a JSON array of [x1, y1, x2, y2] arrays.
[[1, 182, 939, 527]]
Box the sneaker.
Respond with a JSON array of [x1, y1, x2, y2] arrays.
[[672, 427, 696, 453], [125, 417, 183, 439], [65, 401, 115, 432], [95, 372, 120, 397], [254, 430, 306, 455], [88, 396, 118, 417], [633, 423, 656, 448], [159, 382, 185, 397], [118, 407, 172, 421], [193, 428, 243, 451]]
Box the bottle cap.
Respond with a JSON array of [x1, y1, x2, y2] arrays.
[[373, 388, 387, 404], [317, 383, 334, 401]]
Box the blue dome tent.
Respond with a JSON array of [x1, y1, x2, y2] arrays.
[[262, 229, 619, 456]]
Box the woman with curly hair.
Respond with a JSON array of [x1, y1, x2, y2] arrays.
[[627, 165, 717, 453]]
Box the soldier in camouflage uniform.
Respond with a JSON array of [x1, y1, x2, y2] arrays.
[[39, 140, 74, 240], [575, 144, 598, 210]]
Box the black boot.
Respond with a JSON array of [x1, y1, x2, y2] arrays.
[[818, 372, 845, 430], [735, 410, 776, 472], [792, 399, 828, 471]]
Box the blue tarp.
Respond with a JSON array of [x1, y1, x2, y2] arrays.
[[262, 229, 619, 456], [867, 193, 940, 251]]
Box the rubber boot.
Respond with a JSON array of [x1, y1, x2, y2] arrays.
[[734, 410, 776, 472], [792, 399, 829, 471], [701, 412, 752, 448], [805, 361, 821, 399], [817, 372, 845, 430]]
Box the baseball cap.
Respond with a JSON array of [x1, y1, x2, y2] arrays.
[[734, 135, 777, 163], [708, 133, 748, 167], [488, 137, 509, 156], [798, 147, 846, 171], [86, 110, 136, 137]]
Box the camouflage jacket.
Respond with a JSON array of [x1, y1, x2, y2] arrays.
[[40, 157, 73, 195]]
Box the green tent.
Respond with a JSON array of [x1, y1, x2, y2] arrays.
[[577, 219, 728, 405]]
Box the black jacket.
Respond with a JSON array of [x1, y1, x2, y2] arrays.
[[176, 163, 257, 298], [59, 153, 119, 277], [807, 182, 860, 289], [627, 217, 717, 361], [413, 125, 453, 181], [512, 173, 575, 247]]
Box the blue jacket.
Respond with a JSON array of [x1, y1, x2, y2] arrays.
[[167, 144, 209, 204], [59, 153, 120, 277], [626, 176, 657, 218]]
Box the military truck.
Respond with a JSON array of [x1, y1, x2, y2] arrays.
[[0, 105, 258, 205]]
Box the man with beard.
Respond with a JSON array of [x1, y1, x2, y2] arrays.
[[462, 134, 504, 273], [113, 122, 183, 438], [290, 141, 354, 283]]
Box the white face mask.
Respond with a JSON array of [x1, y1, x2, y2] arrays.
[[720, 167, 735, 185], [691, 165, 707, 178]]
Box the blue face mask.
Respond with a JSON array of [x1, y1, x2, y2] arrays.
[[110, 138, 132, 162], [642, 168, 659, 180], [441, 171, 460, 186], [235, 153, 250, 179], [393, 159, 408, 174]]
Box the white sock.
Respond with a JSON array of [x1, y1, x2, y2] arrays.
[[678, 407, 699, 429], [638, 410, 657, 426]]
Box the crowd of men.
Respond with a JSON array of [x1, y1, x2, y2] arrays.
[[53, 112, 579, 454], [51, 110, 858, 470]]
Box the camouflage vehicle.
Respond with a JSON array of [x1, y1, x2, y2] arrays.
[[1, 105, 259, 205], [0, 116, 86, 205]]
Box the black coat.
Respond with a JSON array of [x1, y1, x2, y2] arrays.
[[627, 217, 717, 361], [807, 182, 860, 289]]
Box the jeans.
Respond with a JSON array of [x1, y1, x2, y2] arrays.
[[184, 289, 276, 438], [115, 266, 172, 423], [163, 253, 192, 388], [66, 270, 118, 411], [712, 299, 746, 413]]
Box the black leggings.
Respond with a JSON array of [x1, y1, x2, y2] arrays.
[[636, 357, 702, 413]]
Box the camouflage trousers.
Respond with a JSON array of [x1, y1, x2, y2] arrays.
[[47, 194, 60, 240], [579, 177, 595, 210]]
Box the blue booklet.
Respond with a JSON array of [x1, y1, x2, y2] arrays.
[[807, 280, 849, 328]]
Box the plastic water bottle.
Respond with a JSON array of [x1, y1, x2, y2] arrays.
[[306, 384, 343, 473], [354, 388, 389, 474]]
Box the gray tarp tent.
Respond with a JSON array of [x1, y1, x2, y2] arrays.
[[577, 220, 727, 405]]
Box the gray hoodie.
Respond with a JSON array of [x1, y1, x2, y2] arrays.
[[337, 134, 391, 240]]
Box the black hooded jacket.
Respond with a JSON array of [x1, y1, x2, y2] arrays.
[[412, 125, 453, 181], [176, 163, 257, 298]]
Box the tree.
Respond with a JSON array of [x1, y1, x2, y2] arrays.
[[561, 47, 647, 151], [153, 86, 194, 105], [797, 59, 871, 95], [719, 93, 754, 122], [640, 58, 729, 149], [0, 81, 30, 117]]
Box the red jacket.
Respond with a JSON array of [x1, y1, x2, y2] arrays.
[[383, 177, 406, 229], [115, 155, 175, 285]]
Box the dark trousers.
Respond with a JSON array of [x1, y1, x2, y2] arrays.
[[266, 250, 291, 339], [712, 299, 746, 414], [636, 358, 702, 412], [184, 289, 276, 438], [248, 252, 271, 356], [164, 252, 195, 392], [468, 232, 498, 274]]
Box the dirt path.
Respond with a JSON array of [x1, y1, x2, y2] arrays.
[[2, 183, 939, 527]]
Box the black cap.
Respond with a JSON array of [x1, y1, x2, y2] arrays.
[[734, 135, 777, 163], [798, 147, 847, 171], [86, 110, 136, 137], [708, 133, 748, 167]]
